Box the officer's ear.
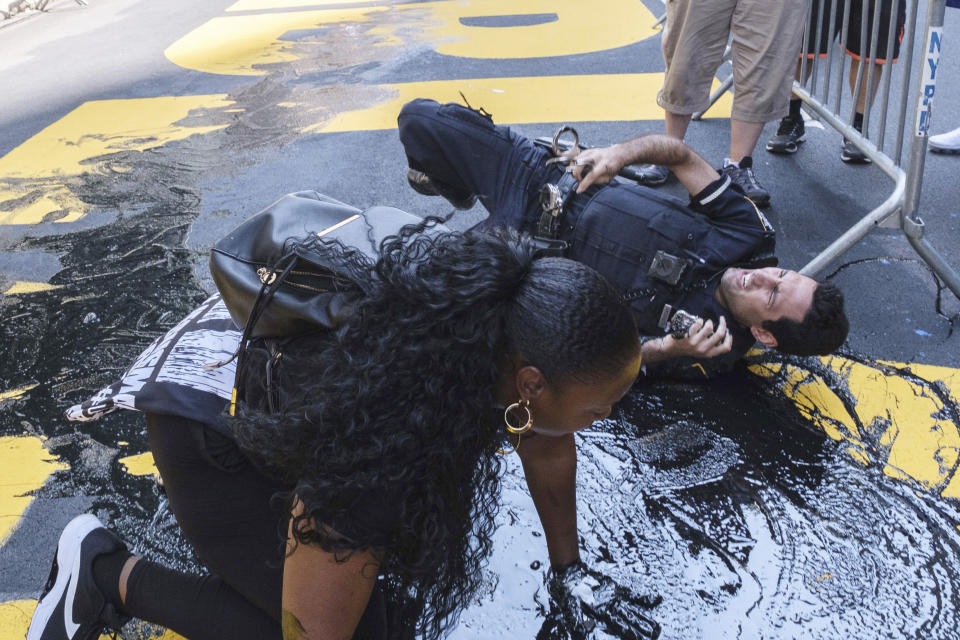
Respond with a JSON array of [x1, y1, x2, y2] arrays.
[[751, 325, 779, 348]]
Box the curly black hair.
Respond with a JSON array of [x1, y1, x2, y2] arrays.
[[231, 221, 638, 639], [763, 281, 849, 356]]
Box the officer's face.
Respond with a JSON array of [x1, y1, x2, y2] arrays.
[[718, 267, 817, 330]]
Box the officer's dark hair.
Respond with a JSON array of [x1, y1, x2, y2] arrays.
[[763, 282, 848, 356]]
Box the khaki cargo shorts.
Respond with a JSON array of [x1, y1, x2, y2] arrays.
[[658, 0, 809, 123]]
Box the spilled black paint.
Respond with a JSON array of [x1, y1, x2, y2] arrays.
[[557, 362, 960, 638]]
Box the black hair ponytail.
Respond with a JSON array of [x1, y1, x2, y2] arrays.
[[231, 220, 637, 639]]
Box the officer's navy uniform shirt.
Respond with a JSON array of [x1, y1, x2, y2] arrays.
[[561, 175, 777, 378]]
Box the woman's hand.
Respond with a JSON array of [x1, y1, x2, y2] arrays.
[[282, 500, 382, 640], [542, 561, 661, 639]]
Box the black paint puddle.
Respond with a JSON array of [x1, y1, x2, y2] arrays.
[[559, 365, 960, 639]]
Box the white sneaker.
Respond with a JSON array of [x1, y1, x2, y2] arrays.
[[929, 127, 960, 154]]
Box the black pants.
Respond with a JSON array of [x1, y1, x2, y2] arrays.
[[121, 413, 386, 640]]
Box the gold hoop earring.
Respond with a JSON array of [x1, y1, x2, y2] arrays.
[[497, 400, 533, 456], [496, 434, 521, 456], [503, 400, 533, 434]]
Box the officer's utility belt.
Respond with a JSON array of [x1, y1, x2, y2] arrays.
[[532, 125, 648, 241], [531, 126, 584, 253], [537, 171, 579, 240]]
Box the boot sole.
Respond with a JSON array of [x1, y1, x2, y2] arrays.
[[407, 170, 476, 209], [840, 154, 872, 164], [765, 135, 805, 154]]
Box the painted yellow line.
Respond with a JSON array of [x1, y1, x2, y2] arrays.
[[307, 74, 731, 133], [3, 281, 62, 295], [227, 0, 375, 9], [0, 601, 36, 637], [750, 357, 960, 498], [119, 452, 159, 477], [0, 95, 233, 226], [167, 0, 658, 76], [0, 436, 67, 545], [166, 7, 388, 76], [0, 384, 39, 403], [0, 600, 186, 639]]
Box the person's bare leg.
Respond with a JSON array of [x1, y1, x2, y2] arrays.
[[729, 120, 765, 164], [665, 111, 692, 140], [848, 59, 884, 115], [119, 556, 139, 604], [797, 57, 814, 85]]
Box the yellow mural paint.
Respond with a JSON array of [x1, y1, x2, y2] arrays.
[[0, 602, 187, 640], [749, 357, 960, 498], [397, 0, 658, 60], [228, 0, 379, 9], [0, 436, 67, 545], [0, 384, 39, 403], [0, 600, 37, 637], [0, 95, 233, 225], [119, 452, 159, 477], [845, 446, 870, 466], [167, 0, 657, 76], [309, 74, 731, 133], [3, 281, 61, 295], [165, 7, 388, 76]]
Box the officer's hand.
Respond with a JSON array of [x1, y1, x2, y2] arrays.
[[540, 561, 661, 640], [568, 146, 624, 192], [676, 316, 733, 359]]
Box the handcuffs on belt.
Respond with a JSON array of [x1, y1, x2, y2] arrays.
[[537, 126, 591, 241]]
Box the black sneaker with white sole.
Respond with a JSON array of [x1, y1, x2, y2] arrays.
[[720, 156, 771, 208], [766, 115, 805, 154], [27, 514, 130, 640], [840, 138, 872, 164]]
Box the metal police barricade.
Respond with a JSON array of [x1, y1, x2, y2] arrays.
[[685, 0, 958, 299], [791, 0, 959, 298]]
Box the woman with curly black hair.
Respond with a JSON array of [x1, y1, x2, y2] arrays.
[[29, 223, 640, 640]]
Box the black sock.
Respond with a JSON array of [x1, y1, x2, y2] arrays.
[[92, 547, 133, 609], [853, 112, 864, 132], [789, 99, 802, 119]]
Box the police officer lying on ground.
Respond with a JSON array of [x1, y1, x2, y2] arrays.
[[398, 98, 848, 378]]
